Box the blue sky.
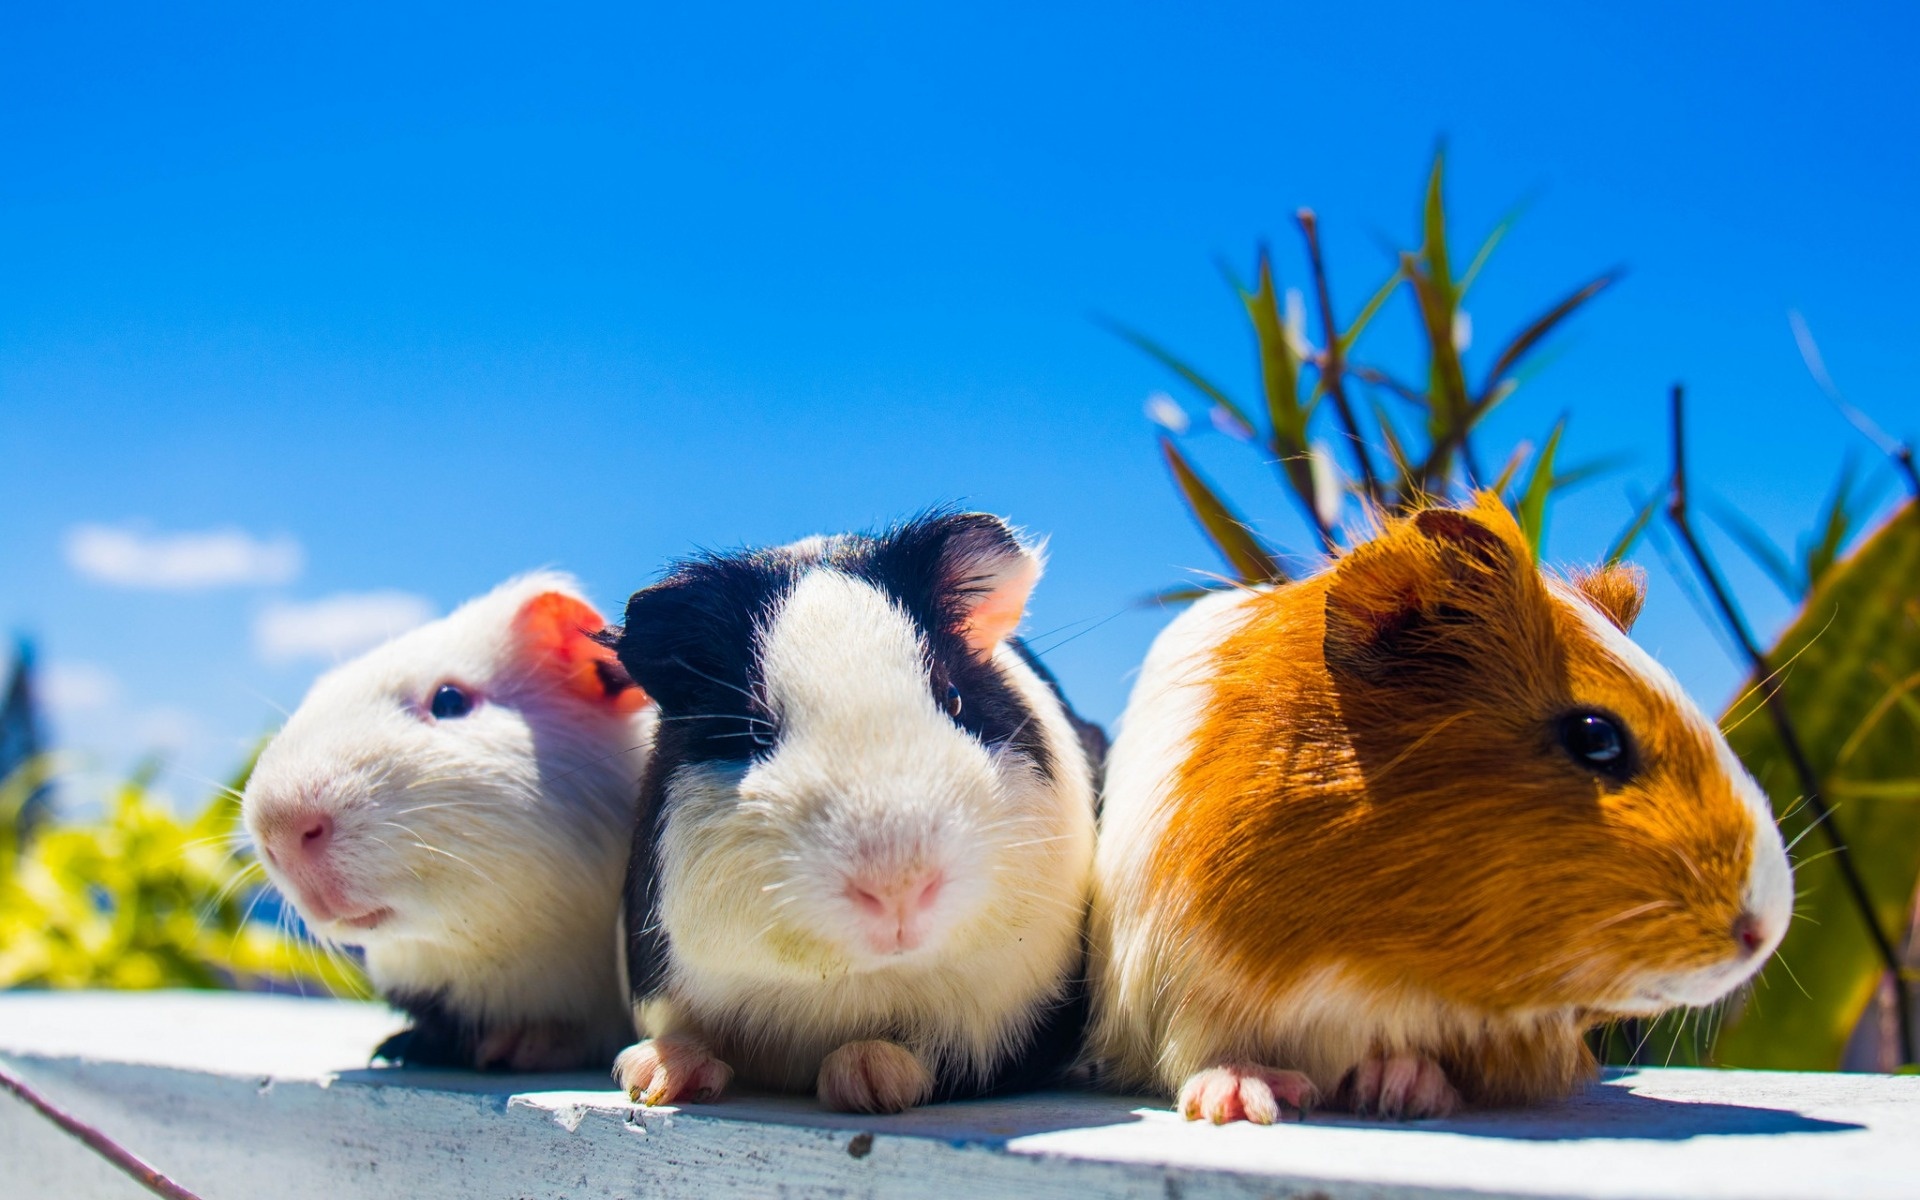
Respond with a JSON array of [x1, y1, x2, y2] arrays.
[[4, 2, 1915, 804]]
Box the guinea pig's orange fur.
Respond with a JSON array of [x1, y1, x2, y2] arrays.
[[1089, 494, 1787, 1120]]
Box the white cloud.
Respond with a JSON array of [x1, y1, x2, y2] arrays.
[[131, 706, 202, 753], [40, 661, 123, 714], [253, 592, 437, 665], [66, 523, 304, 590]]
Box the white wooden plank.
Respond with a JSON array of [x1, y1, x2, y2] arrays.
[[2, 991, 1914, 1200]]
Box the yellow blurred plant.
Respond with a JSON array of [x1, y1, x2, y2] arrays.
[[0, 754, 363, 996]]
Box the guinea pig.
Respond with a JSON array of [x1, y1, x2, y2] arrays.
[[242, 572, 654, 1071], [605, 511, 1099, 1114], [1087, 494, 1792, 1123]]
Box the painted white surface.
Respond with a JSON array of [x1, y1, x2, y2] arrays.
[[2, 990, 1915, 1200]]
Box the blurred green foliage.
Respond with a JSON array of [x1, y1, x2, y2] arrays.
[[0, 753, 363, 996], [1714, 499, 1920, 1068]]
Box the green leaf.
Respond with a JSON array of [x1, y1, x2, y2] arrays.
[[1801, 454, 1865, 592], [1712, 501, 1920, 1069], [1457, 195, 1532, 297], [1490, 442, 1530, 496], [1514, 417, 1566, 557], [1241, 251, 1306, 444], [1159, 436, 1288, 584], [1103, 319, 1261, 438], [1349, 364, 1424, 408], [1239, 248, 1320, 521], [1368, 396, 1418, 500], [1548, 453, 1631, 495], [1336, 265, 1406, 355], [1421, 147, 1453, 294], [1476, 271, 1621, 410], [1706, 500, 1803, 601], [1605, 491, 1663, 566]]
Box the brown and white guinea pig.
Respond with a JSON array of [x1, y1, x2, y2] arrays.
[[1088, 494, 1792, 1123], [242, 573, 654, 1071], [604, 512, 1100, 1114]]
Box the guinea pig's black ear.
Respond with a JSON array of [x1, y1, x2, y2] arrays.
[[611, 577, 716, 712], [1569, 563, 1646, 633], [887, 511, 1043, 658], [1323, 497, 1532, 681]]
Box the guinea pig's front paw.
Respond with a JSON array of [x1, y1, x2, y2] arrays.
[[615, 1036, 733, 1106], [1177, 1063, 1320, 1125], [1343, 1054, 1461, 1120], [816, 1040, 934, 1114]]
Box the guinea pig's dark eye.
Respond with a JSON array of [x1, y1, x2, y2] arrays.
[[1558, 710, 1632, 780], [430, 684, 474, 720], [945, 684, 963, 717]]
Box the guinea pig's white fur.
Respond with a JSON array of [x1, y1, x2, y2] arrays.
[[619, 523, 1098, 1111], [243, 572, 652, 1067]]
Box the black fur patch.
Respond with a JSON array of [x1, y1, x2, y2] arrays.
[[934, 940, 1092, 1103], [372, 991, 475, 1068], [1008, 635, 1109, 802]]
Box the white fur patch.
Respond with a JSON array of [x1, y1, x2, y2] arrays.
[[1088, 586, 1261, 1087]]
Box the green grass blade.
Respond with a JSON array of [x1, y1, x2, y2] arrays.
[[1457, 194, 1533, 297], [1159, 436, 1288, 583], [1490, 442, 1530, 496], [1242, 249, 1305, 448], [1706, 499, 1804, 600], [1515, 416, 1566, 557], [1102, 319, 1261, 437], [1422, 147, 1453, 291], [1605, 490, 1663, 566], [1802, 454, 1864, 592], [1549, 453, 1632, 494], [1476, 271, 1621, 408], [1240, 248, 1318, 513], [1336, 265, 1406, 355], [1368, 396, 1419, 503]]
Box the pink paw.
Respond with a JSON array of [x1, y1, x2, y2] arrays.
[[615, 1036, 733, 1106], [1344, 1054, 1461, 1119], [816, 1040, 934, 1114], [1177, 1063, 1320, 1125]]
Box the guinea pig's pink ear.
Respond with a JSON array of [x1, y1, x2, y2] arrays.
[[513, 591, 651, 714], [1323, 500, 1528, 680], [1570, 563, 1647, 633], [937, 513, 1043, 657]]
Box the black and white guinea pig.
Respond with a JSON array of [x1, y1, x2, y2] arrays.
[[242, 573, 654, 1070], [606, 512, 1100, 1114]]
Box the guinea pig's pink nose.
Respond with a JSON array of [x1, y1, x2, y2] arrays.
[[1732, 910, 1769, 957], [845, 869, 945, 953], [261, 811, 334, 869], [299, 814, 333, 855]]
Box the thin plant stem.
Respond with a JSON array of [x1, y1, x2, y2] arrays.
[[0, 1062, 205, 1200], [1297, 208, 1382, 508], [1663, 383, 1916, 1067]]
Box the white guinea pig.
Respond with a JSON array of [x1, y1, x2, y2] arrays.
[[607, 512, 1100, 1114], [242, 573, 654, 1071]]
